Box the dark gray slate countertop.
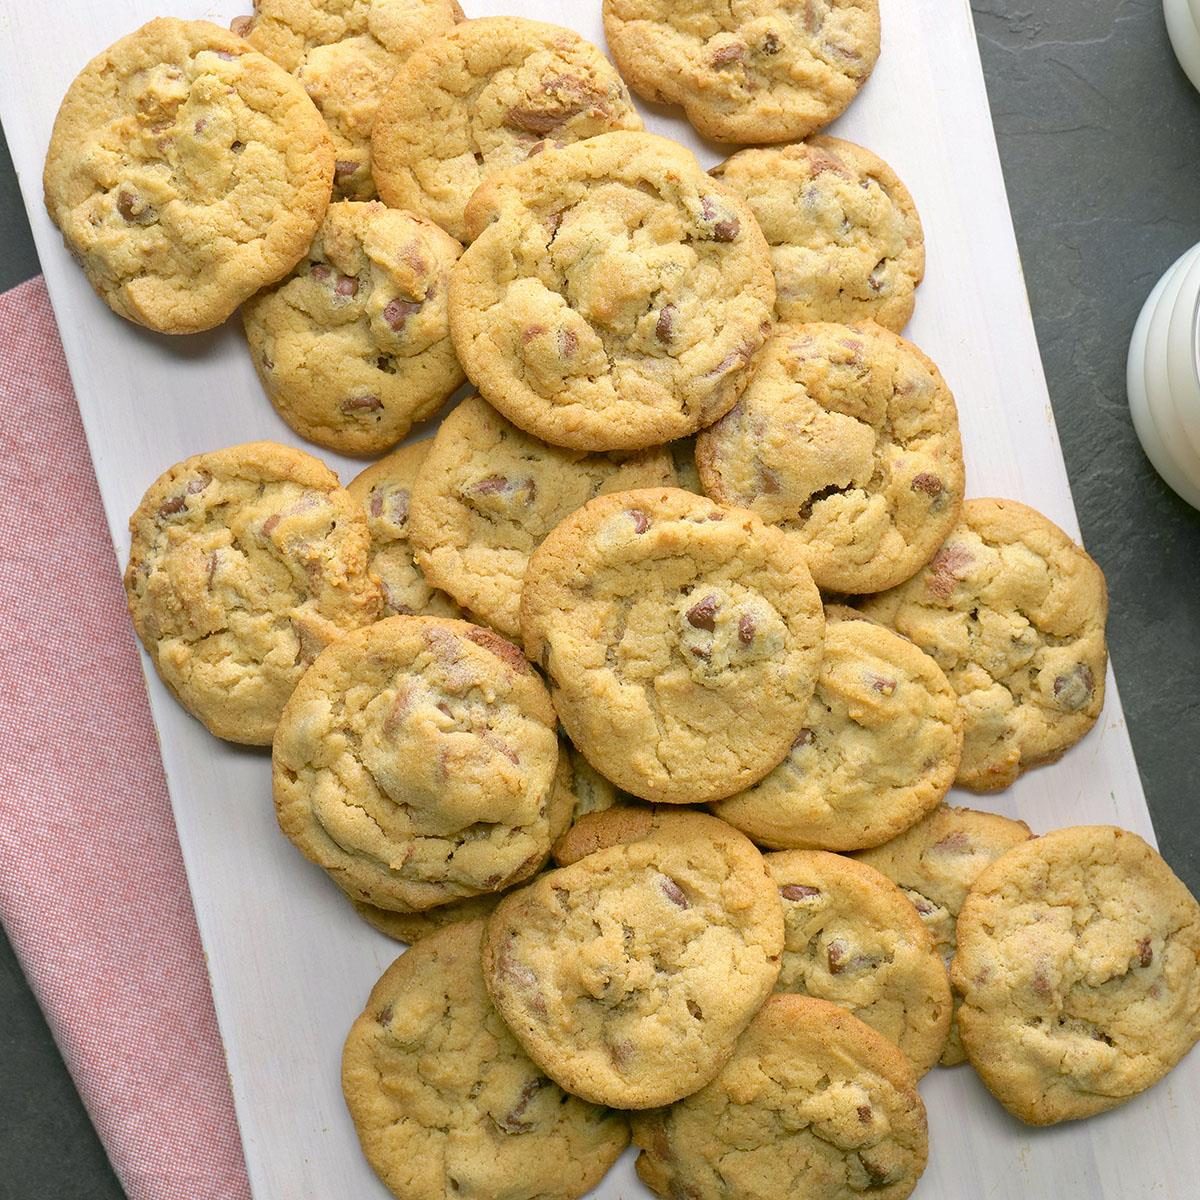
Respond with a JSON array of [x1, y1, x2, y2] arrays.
[[1, 1, 1198, 1195]]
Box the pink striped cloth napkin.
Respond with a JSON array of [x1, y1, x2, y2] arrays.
[[0, 276, 253, 1200]]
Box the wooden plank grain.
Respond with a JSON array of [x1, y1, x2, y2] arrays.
[[0, 0, 1195, 1196]]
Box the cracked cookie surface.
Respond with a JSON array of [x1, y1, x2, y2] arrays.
[[853, 803, 1033, 1065], [232, 0, 463, 200], [711, 609, 961, 851], [482, 810, 784, 1108], [243, 201, 464, 456], [124, 440, 379, 745], [951, 825, 1200, 1125], [521, 488, 824, 804], [353, 742, 623, 941], [342, 920, 629, 1200], [603, 0, 880, 144], [347, 441, 463, 619], [860, 498, 1109, 791], [632, 994, 928, 1200], [273, 615, 558, 911], [409, 395, 677, 640], [765, 850, 951, 1076], [713, 137, 924, 332], [450, 131, 776, 451], [44, 18, 334, 333], [372, 17, 642, 242], [696, 320, 964, 593]]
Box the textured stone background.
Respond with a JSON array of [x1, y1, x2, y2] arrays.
[[1, 1, 1199, 1193]]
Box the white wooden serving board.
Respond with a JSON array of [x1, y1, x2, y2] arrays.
[[0, 0, 1193, 1196]]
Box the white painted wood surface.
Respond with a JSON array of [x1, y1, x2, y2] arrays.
[[0, 0, 1194, 1196]]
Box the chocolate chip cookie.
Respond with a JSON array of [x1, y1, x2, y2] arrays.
[[953, 826, 1200, 1124], [632, 994, 928, 1200], [44, 18, 334, 334], [372, 17, 642, 242], [124, 441, 379, 745], [711, 608, 961, 851], [231, 0, 463, 200], [712, 137, 925, 332], [860, 498, 1109, 791], [766, 850, 951, 1076], [852, 803, 1034, 1065], [603, 0, 881, 144], [482, 810, 784, 1108], [450, 131, 776, 451], [243, 201, 464, 456], [343, 920, 629, 1200], [273, 616, 559, 911], [346, 441, 462, 619], [521, 488, 825, 804], [353, 741, 620, 942], [408, 395, 677, 640], [696, 320, 965, 593]]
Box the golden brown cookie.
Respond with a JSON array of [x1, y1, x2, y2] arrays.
[[712, 137, 925, 332], [408, 395, 677, 640], [450, 131, 776, 451], [953, 826, 1200, 1125], [765, 850, 951, 1076], [372, 17, 642, 242], [632, 994, 929, 1200], [696, 321, 965, 593], [482, 809, 784, 1109], [343, 920, 629, 1200], [44, 18, 334, 333], [124, 441, 379, 745], [243, 201, 464, 456], [346, 441, 463, 619], [860, 498, 1109, 791], [231, 0, 463, 199], [273, 616, 559, 911], [852, 803, 1034, 1065], [521, 488, 825, 805], [352, 741, 620, 942], [711, 608, 961, 851], [603, 0, 881, 144]]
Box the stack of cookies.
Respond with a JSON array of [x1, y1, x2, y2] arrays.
[[44, 3, 1200, 1199]]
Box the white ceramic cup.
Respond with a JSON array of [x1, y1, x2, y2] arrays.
[[1165, 0, 1200, 90], [1127, 244, 1200, 510], [1165, 252, 1200, 463]]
